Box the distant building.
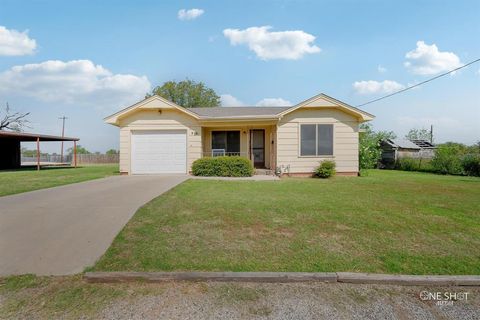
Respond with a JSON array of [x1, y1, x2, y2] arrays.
[[380, 139, 436, 166]]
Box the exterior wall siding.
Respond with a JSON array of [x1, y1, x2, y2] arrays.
[[276, 108, 360, 173], [118, 109, 202, 174]]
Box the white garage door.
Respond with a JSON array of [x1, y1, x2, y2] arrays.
[[131, 130, 187, 174]]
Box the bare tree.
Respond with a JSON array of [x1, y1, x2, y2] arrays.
[[0, 103, 30, 132]]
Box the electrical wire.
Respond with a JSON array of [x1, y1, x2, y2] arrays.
[[357, 58, 480, 107]]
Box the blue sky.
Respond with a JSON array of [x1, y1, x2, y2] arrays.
[[0, 0, 479, 152]]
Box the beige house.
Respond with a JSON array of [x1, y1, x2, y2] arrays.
[[104, 93, 374, 176]]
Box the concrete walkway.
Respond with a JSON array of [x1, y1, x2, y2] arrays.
[[0, 175, 188, 276], [191, 175, 279, 181]]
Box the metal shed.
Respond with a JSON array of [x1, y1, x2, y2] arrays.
[[380, 138, 436, 165], [0, 131, 79, 170]]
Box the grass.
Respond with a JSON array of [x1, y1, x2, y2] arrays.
[[0, 275, 162, 319], [0, 164, 119, 196], [93, 170, 480, 275]]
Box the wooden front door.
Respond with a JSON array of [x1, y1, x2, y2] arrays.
[[250, 129, 265, 168]]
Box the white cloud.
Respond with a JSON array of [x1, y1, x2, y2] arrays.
[[178, 8, 204, 21], [404, 41, 462, 75], [0, 25, 36, 56], [256, 98, 292, 106], [377, 65, 387, 73], [220, 94, 245, 107], [353, 80, 405, 95], [0, 60, 151, 108], [223, 26, 320, 60]]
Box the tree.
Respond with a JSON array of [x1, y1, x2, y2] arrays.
[[106, 149, 119, 155], [405, 128, 432, 142], [67, 145, 91, 155], [0, 103, 30, 132], [147, 79, 220, 108], [359, 124, 396, 169]]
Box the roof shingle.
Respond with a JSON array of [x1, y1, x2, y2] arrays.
[[189, 107, 290, 118]]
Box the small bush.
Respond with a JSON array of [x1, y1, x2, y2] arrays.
[[395, 157, 419, 171], [430, 146, 463, 175], [461, 154, 480, 176], [191, 156, 254, 177], [315, 160, 336, 178]]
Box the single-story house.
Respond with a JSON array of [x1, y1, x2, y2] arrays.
[[104, 93, 374, 176], [380, 138, 436, 165]]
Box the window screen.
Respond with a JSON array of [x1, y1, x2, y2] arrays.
[[212, 131, 240, 153], [300, 124, 334, 156], [300, 125, 316, 156], [317, 124, 333, 155]]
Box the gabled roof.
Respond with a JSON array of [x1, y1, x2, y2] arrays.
[[104, 95, 200, 125], [104, 93, 374, 125], [278, 93, 374, 121], [191, 107, 290, 118], [383, 139, 421, 150]]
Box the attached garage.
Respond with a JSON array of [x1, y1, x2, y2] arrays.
[[131, 130, 187, 174]]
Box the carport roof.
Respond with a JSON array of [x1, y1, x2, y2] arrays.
[[0, 131, 79, 142]]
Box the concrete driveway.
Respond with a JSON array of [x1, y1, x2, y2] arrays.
[[0, 175, 188, 276]]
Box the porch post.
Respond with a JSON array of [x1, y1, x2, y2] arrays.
[[36, 137, 40, 171], [74, 141, 77, 168]]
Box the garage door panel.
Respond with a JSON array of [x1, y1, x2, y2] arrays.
[[131, 130, 187, 174]]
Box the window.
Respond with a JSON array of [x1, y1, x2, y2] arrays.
[[212, 131, 240, 154], [300, 124, 333, 156]]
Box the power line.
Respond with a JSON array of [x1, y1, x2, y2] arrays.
[[357, 58, 480, 107]]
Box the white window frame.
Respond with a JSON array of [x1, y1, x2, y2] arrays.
[[298, 123, 335, 157]]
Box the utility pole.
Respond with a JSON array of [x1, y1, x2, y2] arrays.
[[430, 125, 433, 144], [59, 116, 68, 162]]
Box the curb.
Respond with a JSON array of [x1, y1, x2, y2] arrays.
[[336, 272, 480, 286], [84, 272, 480, 286], [84, 272, 337, 283]]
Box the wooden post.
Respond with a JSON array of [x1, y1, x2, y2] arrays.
[[36, 137, 40, 171], [74, 141, 77, 168]]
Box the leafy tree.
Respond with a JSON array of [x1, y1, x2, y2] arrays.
[[0, 103, 30, 131], [405, 128, 432, 142], [106, 149, 119, 155], [359, 124, 396, 169], [67, 145, 91, 155], [21, 148, 47, 157], [147, 79, 220, 108], [436, 142, 468, 155], [431, 144, 463, 175]]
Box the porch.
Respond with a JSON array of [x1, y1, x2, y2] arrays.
[[201, 124, 277, 170]]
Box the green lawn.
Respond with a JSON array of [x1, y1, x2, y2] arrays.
[[0, 164, 119, 196], [93, 170, 480, 275]]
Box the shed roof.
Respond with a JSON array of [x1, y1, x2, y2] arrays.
[[0, 131, 79, 142], [384, 139, 421, 150]]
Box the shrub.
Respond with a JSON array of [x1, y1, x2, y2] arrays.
[[191, 156, 254, 177], [315, 160, 336, 178], [395, 157, 419, 171], [461, 154, 480, 176], [430, 145, 463, 175]]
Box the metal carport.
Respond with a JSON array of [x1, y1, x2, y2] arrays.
[[0, 131, 79, 170]]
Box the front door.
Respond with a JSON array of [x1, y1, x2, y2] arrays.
[[250, 129, 265, 168]]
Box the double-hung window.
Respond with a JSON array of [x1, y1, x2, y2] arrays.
[[300, 124, 334, 156]]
